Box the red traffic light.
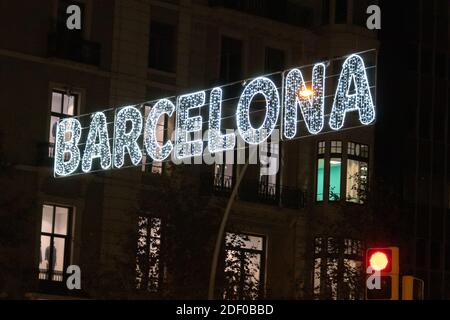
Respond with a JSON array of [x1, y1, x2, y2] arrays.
[[366, 248, 393, 272], [369, 251, 389, 271]]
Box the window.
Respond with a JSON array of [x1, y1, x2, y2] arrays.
[[318, 141, 326, 155], [223, 233, 265, 300], [136, 216, 162, 292], [141, 104, 168, 174], [334, 0, 348, 24], [264, 47, 285, 73], [329, 158, 341, 201], [214, 162, 234, 192], [220, 36, 242, 83], [149, 21, 176, 72], [352, 0, 369, 27], [313, 237, 363, 300], [346, 143, 369, 204], [39, 204, 72, 282], [49, 90, 78, 157], [316, 141, 326, 201], [316, 159, 325, 202], [322, 0, 330, 25], [259, 140, 278, 200], [330, 140, 342, 154]]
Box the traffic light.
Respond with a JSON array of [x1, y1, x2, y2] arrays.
[[365, 247, 399, 300], [402, 276, 424, 300]]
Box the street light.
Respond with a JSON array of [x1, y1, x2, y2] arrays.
[[298, 88, 313, 98]]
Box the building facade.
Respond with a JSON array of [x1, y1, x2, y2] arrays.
[[0, 0, 448, 300]]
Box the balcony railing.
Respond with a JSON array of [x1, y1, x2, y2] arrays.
[[39, 269, 64, 282], [48, 32, 101, 66], [202, 172, 307, 209], [239, 179, 307, 209], [213, 174, 233, 195]]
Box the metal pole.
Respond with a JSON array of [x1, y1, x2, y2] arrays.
[[207, 148, 256, 300]]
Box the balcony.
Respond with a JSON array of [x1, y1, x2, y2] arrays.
[[213, 174, 233, 195], [39, 269, 64, 282], [240, 180, 307, 208], [202, 172, 307, 209], [47, 32, 101, 66]]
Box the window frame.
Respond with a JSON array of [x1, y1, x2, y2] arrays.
[[313, 236, 364, 300], [223, 232, 266, 300], [48, 89, 79, 158], [346, 142, 370, 204], [148, 21, 177, 73], [39, 204, 73, 283]]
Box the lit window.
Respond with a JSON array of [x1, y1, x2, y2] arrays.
[[49, 90, 78, 158], [329, 158, 341, 200], [347, 142, 355, 156], [39, 204, 71, 282], [152, 111, 165, 174], [214, 162, 234, 192], [330, 140, 342, 154], [313, 237, 363, 300], [136, 216, 162, 292], [141, 105, 166, 174], [346, 143, 369, 204], [259, 140, 278, 198], [223, 233, 265, 300], [318, 141, 326, 155], [346, 159, 368, 203], [316, 159, 325, 201], [348, 142, 369, 158]]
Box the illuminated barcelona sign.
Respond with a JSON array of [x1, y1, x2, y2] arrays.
[[54, 50, 376, 177]]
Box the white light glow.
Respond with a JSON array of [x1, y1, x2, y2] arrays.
[[144, 99, 174, 161], [283, 63, 325, 139], [208, 87, 236, 153], [236, 77, 280, 145], [54, 118, 82, 176], [81, 112, 111, 172], [329, 54, 375, 130], [174, 91, 205, 159], [113, 106, 143, 168]]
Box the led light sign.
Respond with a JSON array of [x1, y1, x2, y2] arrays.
[[54, 52, 376, 177]]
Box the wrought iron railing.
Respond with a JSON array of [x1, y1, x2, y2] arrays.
[[39, 269, 64, 282]]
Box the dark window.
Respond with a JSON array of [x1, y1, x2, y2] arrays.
[[49, 90, 78, 158], [334, 0, 348, 24], [223, 232, 265, 300], [220, 36, 242, 83], [322, 0, 330, 25], [39, 204, 72, 282], [149, 22, 176, 72], [352, 0, 369, 27], [265, 47, 285, 73], [421, 48, 433, 75], [136, 216, 163, 292]]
